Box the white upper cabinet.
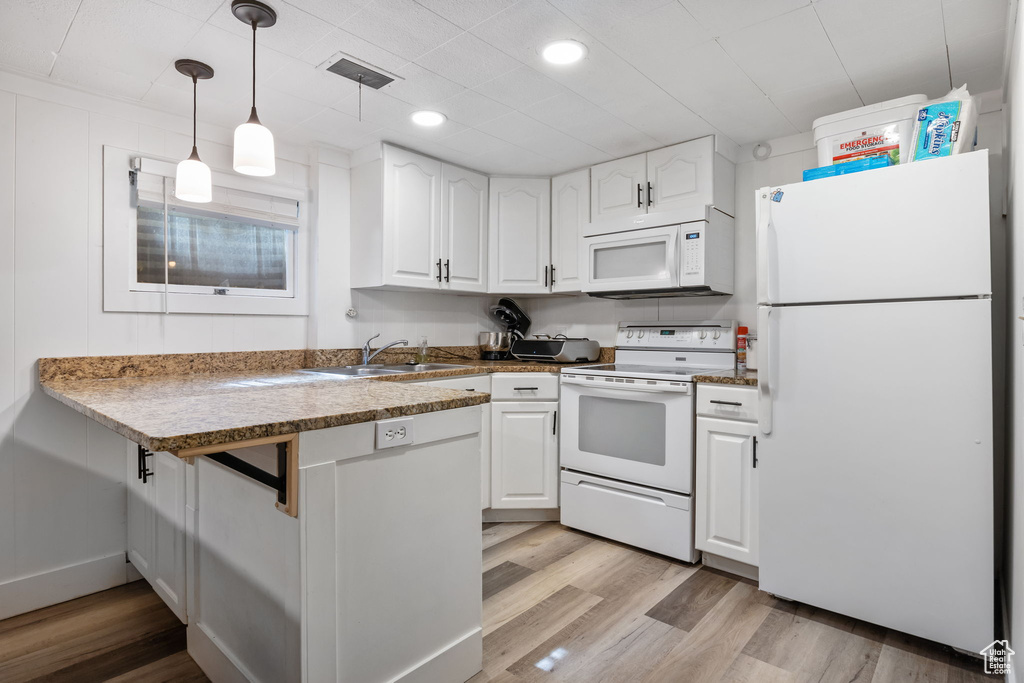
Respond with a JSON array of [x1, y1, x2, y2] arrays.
[[351, 143, 488, 293], [550, 169, 588, 294], [441, 164, 488, 293], [590, 152, 647, 224], [647, 137, 713, 214], [586, 136, 734, 237], [382, 146, 443, 288], [488, 177, 551, 294]]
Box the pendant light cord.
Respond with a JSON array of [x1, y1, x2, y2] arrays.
[[192, 76, 197, 151], [251, 21, 257, 110]]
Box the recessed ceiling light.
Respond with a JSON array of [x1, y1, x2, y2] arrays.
[[541, 39, 587, 65], [411, 110, 446, 127]]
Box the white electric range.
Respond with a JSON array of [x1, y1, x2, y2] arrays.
[[558, 320, 737, 563]]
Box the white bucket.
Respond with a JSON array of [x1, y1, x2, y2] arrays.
[[812, 94, 928, 168]]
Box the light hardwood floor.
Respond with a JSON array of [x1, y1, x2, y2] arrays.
[[472, 522, 998, 683], [0, 522, 998, 682]]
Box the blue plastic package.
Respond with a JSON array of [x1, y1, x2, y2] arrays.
[[803, 156, 892, 182], [908, 85, 977, 162]]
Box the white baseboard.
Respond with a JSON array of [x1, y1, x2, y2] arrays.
[[393, 627, 482, 683], [0, 552, 128, 620], [187, 622, 253, 683], [701, 553, 759, 582], [483, 508, 560, 523]]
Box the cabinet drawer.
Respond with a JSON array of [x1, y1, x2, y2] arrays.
[[490, 373, 559, 400], [697, 384, 758, 421]]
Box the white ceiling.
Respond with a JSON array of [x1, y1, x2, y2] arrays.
[[0, 0, 1010, 174]]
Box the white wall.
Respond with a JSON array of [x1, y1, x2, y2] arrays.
[[0, 71, 312, 618], [1006, 0, 1023, 675]]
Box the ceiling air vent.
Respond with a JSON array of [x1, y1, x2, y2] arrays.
[[326, 57, 395, 89]]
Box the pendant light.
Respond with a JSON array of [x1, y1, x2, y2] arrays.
[[174, 59, 215, 203], [231, 0, 277, 177]]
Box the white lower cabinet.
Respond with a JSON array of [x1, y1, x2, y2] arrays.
[[491, 399, 558, 509], [695, 384, 759, 568], [126, 445, 188, 622], [414, 374, 492, 509]]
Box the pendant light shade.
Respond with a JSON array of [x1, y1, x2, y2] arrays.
[[232, 0, 277, 177], [173, 59, 215, 203], [234, 109, 276, 176], [176, 152, 213, 203]]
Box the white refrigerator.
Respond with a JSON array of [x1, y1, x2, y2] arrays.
[[756, 150, 994, 653]]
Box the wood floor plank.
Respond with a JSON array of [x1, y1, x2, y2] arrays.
[[484, 522, 542, 550], [482, 585, 603, 677], [509, 527, 595, 573], [720, 653, 798, 683], [483, 541, 633, 636], [0, 602, 184, 681], [0, 582, 165, 660], [105, 650, 210, 683], [742, 602, 884, 682], [642, 581, 774, 682], [645, 567, 738, 631], [36, 624, 187, 683], [484, 562, 537, 601], [484, 523, 574, 572], [872, 643, 949, 683], [572, 547, 686, 600], [507, 562, 694, 682]]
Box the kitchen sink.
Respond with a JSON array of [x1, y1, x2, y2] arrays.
[[304, 363, 470, 377], [304, 365, 406, 377], [381, 363, 470, 372]]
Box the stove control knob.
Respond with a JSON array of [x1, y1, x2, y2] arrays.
[[626, 330, 634, 339], [713, 330, 721, 340], [638, 330, 645, 339], [699, 330, 708, 340]]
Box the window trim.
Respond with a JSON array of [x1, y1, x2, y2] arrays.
[[103, 146, 310, 316]]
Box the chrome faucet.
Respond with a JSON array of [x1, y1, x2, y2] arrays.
[[361, 333, 409, 365]]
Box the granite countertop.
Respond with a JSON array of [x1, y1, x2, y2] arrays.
[[39, 350, 607, 452], [692, 369, 759, 386]]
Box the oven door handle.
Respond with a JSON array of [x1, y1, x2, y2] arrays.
[[560, 375, 691, 394]]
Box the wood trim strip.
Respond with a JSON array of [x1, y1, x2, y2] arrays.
[[174, 433, 299, 518]]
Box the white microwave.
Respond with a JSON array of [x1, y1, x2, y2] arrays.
[[582, 207, 734, 299]]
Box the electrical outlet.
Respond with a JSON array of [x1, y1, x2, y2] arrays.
[[375, 417, 414, 449]]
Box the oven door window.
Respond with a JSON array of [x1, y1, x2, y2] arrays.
[[578, 395, 666, 465]]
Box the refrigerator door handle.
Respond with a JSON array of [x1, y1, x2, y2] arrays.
[[756, 191, 773, 304], [758, 306, 773, 435]]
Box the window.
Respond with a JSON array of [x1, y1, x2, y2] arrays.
[[103, 147, 309, 316], [135, 203, 290, 292]]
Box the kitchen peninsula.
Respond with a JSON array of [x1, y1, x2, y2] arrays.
[[39, 350, 491, 683]]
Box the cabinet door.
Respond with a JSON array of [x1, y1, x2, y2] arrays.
[[590, 153, 646, 223], [695, 417, 758, 566], [491, 402, 558, 509], [646, 137, 714, 215], [382, 145, 442, 288], [488, 177, 551, 294], [126, 446, 154, 580], [151, 452, 187, 622], [550, 169, 588, 293], [441, 164, 488, 293]]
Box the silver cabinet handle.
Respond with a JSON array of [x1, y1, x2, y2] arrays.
[[514, 387, 539, 391], [710, 400, 742, 406]]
